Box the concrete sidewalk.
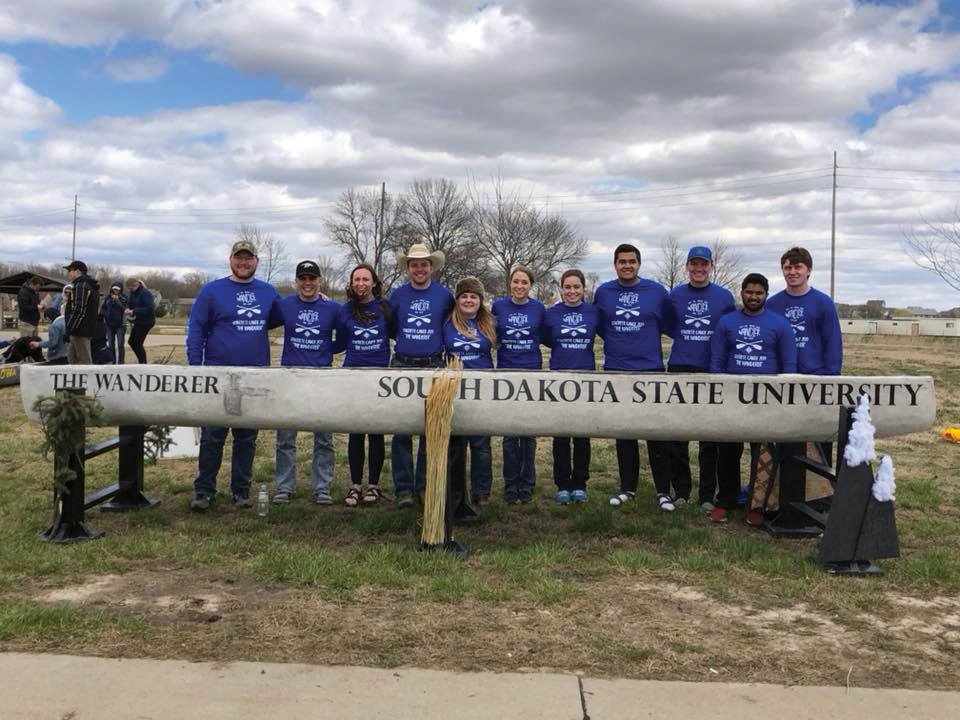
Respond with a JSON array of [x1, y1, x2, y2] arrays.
[[2, 653, 958, 719]]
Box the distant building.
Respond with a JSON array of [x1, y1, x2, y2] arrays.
[[841, 317, 960, 337]]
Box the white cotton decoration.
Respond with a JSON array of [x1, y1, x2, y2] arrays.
[[873, 455, 896, 502], [844, 394, 877, 468]]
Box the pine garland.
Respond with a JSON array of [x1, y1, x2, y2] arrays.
[[32, 391, 105, 494]]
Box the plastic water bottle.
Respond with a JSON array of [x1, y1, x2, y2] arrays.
[[257, 484, 269, 517]]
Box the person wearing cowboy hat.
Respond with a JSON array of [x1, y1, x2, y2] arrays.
[[387, 242, 454, 507]]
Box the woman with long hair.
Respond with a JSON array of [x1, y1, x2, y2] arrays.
[[492, 266, 546, 503], [540, 269, 601, 504], [124, 277, 155, 363], [337, 264, 392, 506], [442, 276, 496, 505]]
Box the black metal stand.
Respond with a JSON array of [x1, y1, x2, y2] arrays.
[[39, 390, 105, 544], [100, 425, 160, 512], [418, 436, 469, 559]]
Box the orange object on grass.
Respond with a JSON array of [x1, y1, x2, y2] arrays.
[[944, 427, 960, 442]]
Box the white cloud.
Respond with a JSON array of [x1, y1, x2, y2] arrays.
[[104, 54, 168, 82]]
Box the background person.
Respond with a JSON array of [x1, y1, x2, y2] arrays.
[[187, 239, 281, 512], [62, 260, 100, 365], [124, 277, 156, 364], [29, 307, 68, 364], [101, 283, 127, 364], [443, 277, 496, 506], [17, 276, 44, 338], [338, 263, 392, 507], [492, 266, 545, 504], [664, 246, 737, 511], [708, 273, 797, 523], [541, 269, 601, 504], [270, 260, 341, 506], [593, 244, 674, 511], [387, 243, 454, 507]]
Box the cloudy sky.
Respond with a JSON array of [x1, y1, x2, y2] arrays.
[[1, 0, 958, 308]]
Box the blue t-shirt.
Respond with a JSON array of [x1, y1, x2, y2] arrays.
[[442, 318, 494, 369], [709, 309, 798, 374], [765, 287, 842, 375], [271, 295, 341, 368], [491, 297, 546, 369], [593, 278, 668, 371], [388, 282, 455, 358], [541, 302, 601, 371], [338, 300, 391, 368], [665, 282, 737, 370], [187, 277, 280, 367]]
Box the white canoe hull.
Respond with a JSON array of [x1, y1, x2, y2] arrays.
[[19, 364, 935, 442]]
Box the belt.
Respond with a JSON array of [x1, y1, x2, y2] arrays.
[[393, 353, 445, 367]]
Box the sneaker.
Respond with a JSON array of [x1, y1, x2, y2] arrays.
[[700, 501, 716, 512], [571, 489, 588, 503], [657, 494, 676, 512], [518, 492, 534, 504], [314, 492, 334, 505], [673, 497, 688, 509], [746, 510, 765, 526], [272, 492, 291, 505], [232, 490, 252, 509], [397, 493, 414, 509], [555, 490, 571, 504], [707, 506, 729, 523], [190, 494, 211, 512], [504, 494, 519, 505]]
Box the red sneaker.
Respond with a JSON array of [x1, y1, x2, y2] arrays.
[[745, 510, 764, 526], [707, 507, 729, 523]]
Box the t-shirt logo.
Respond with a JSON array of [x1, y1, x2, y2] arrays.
[[295, 309, 320, 336], [236, 290, 261, 318], [784, 306, 805, 332], [561, 311, 587, 336], [616, 291, 640, 318], [354, 325, 380, 339], [736, 324, 762, 353], [505, 312, 530, 337], [685, 299, 711, 327], [408, 299, 431, 326], [452, 333, 481, 350]]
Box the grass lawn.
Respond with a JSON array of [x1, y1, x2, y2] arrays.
[[0, 334, 958, 689]]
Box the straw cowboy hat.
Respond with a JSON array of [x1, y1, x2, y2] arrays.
[[396, 243, 445, 273]]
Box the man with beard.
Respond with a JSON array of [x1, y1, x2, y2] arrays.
[[187, 240, 281, 512]]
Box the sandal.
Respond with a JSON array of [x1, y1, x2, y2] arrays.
[[608, 492, 635, 506], [344, 485, 361, 508], [362, 485, 382, 504]]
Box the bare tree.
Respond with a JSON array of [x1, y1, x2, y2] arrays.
[[468, 177, 586, 296], [324, 187, 411, 291], [904, 212, 960, 292], [655, 236, 685, 289], [403, 178, 475, 286], [236, 224, 288, 284], [315, 255, 347, 298], [709, 238, 746, 294], [180, 271, 213, 298]]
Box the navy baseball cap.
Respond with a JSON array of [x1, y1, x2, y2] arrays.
[[687, 246, 712, 262]]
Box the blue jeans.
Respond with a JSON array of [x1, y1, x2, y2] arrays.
[[390, 354, 445, 498], [502, 436, 536, 499], [106, 325, 124, 364], [275, 429, 334, 496], [194, 426, 258, 497]]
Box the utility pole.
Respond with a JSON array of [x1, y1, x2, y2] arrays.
[[71, 194, 78, 261], [379, 182, 386, 246], [829, 151, 837, 300]]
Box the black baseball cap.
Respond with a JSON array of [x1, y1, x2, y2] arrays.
[[63, 260, 88, 273], [296, 260, 321, 277]]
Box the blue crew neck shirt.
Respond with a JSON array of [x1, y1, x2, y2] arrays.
[[593, 278, 669, 371], [709, 309, 798, 374], [665, 282, 737, 370], [186, 277, 280, 367], [491, 297, 546, 369], [541, 302, 601, 370], [388, 282, 455, 357], [442, 318, 494, 369], [338, 299, 391, 368], [272, 295, 342, 368], [765, 287, 842, 375]]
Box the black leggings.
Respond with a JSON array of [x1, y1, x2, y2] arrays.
[[127, 322, 154, 364], [348, 433, 385, 485]]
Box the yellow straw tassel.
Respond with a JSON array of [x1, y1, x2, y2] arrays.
[[421, 357, 463, 546]]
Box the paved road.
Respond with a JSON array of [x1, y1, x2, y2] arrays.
[[1, 653, 958, 719]]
